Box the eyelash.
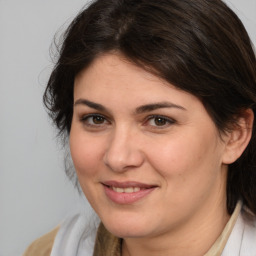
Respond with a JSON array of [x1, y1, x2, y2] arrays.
[[80, 114, 110, 128], [79, 114, 176, 129], [145, 115, 176, 128]]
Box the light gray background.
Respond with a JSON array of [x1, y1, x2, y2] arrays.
[[0, 1, 255, 256]]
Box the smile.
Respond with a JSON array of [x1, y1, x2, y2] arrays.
[[102, 181, 157, 204], [112, 187, 141, 193]]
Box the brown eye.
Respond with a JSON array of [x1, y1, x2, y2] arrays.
[[147, 115, 175, 128], [92, 116, 105, 124], [154, 117, 167, 126], [80, 114, 109, 127]]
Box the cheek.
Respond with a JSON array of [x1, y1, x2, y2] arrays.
[[147, 131, 221, 182], [146, 137, 195, 175], [69, 128, 104, 178], [147, 134, 225, 219]]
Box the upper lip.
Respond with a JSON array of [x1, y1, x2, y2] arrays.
[[102, 180, 157, 189]]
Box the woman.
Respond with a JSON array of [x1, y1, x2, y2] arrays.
[[24, 0, 256, 255]]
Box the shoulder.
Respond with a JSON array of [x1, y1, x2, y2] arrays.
[[239, 207, 256, 254], [222, 205, 256, 255], [23, 213, 98, 256], [50, 212, 98, 256], [23, 226, 59, 256]]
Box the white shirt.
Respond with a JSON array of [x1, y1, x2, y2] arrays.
[[51, 202, 256, 256]]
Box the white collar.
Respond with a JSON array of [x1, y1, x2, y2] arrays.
[[51, 202, 256, 256]]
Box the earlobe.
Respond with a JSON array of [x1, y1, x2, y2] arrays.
[[222, 109, 254, 164]]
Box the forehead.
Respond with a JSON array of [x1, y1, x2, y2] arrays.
[[75, 53, 166, 89], [73, 53, 204, 113]]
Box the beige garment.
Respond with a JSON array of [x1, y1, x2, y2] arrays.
[[23, 202, 241, 256], [23, 226, 59, 256], [93, 222, 121, 256], [204, 201, 242, 256], [23, 222, 120, 256]]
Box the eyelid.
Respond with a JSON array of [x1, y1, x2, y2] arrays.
[[144, 114, 176, 127], [80, 113, 106, 121], [78, 112, 175, 130], [79, 113, 111, 127]]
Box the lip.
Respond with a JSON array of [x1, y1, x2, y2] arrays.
[[102, 180, 157, 205]]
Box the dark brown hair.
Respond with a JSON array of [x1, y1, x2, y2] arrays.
[[44, 0, 256, 214]]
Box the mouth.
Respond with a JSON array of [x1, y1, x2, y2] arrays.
[[101, 181, 158, 204], [111, 186, 142, 193]]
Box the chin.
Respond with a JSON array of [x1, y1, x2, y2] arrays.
[[101, 215, 154, 238], [107, 226, 150, 239]]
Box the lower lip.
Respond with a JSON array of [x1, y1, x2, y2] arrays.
[[103, 185, 156, 204]]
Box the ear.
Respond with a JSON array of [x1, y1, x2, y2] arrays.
[[222, 109, 254, 164]]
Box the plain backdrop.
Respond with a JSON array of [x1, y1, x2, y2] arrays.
[[0, 1, 255, 256]]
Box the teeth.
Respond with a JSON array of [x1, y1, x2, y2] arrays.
[[112, 187, 141, 193], [134, 187, 140, 192], [124, 187, 134, 193], [116, 187, 124, 193]]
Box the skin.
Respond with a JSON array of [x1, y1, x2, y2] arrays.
[[69, 53, 247, 256]]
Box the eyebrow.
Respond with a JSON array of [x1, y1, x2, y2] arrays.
[[135, 102, 186, 113], [74, 99, 186, 113], [74, 99, 106, 111]]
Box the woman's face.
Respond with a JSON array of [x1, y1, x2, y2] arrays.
[[70, 53, 229, 239]]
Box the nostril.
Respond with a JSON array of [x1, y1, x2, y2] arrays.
[[103, 147, 145, 173]]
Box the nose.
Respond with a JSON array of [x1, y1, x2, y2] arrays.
[[103, 127, 145, 172]]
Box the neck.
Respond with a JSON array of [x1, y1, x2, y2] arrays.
[[122, 197, 230, 256]]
